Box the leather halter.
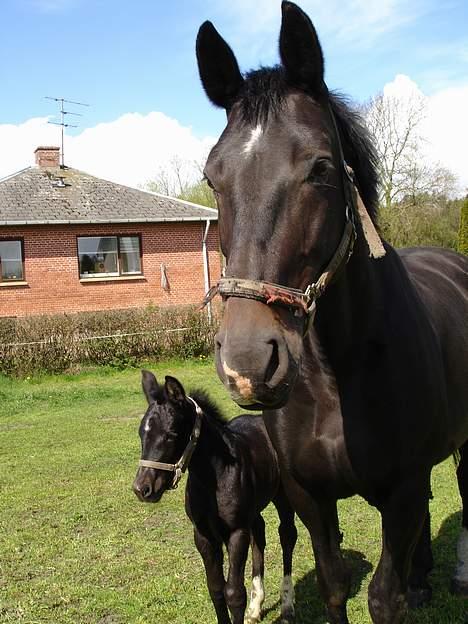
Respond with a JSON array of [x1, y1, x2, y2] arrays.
[[202, 101, 358, 334], [138, 397, 203, 489]]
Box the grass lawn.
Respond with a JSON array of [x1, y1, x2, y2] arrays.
[[0, 358, 466, 623]]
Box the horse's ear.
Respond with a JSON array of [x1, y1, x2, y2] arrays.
[[279, 1, 325, 94], [196, 21, 244, 110], [141, 369, 160, 404], [165, 376, 186, 404]]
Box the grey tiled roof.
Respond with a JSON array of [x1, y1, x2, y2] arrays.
[[0, 166, 218, 225]]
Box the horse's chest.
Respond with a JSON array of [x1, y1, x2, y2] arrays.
[[290, 432, 356, 497]]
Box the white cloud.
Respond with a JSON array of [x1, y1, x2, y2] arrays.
[[382, 74, 468, 192], [423, 84, 468, 192], [0, 112, 215, 189], [0, 117, 58, 177]]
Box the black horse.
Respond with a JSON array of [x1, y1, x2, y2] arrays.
[[133, 371, 297, 624], [196, 3, 468, 623]]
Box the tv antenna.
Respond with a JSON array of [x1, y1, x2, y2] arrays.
[[45, 97, 90, 167]]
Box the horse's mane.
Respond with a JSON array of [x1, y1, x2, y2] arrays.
[[236, 66, 380, 224], [189, 390, 229, 427]]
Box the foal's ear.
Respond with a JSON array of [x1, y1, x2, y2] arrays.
[[141, 369, 160, 404], [165, 376, 186, 404], [196, 21, 244, 110], [279, 1, 325, 94]]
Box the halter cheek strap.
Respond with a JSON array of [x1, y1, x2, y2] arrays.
[[138, 397, 203, 490]]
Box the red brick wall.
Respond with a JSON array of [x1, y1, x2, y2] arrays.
[[0, 222, 220, 317]]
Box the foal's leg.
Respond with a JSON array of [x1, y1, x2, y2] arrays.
[[245, 515, 266, 624], [407, 506, 433, 608], [273, 489, 297, 623], [368, 473, 430, 624], [194, 527, 231, 624], [452, 441, 468, 596], [225, 528, 250, 624], [283, 477, 350, 624]]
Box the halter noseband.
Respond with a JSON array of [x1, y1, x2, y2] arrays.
[[138, 396, 203, 490], [202, 102, 359, 334]]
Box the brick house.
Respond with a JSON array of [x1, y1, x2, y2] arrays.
[[0, 147, 220, 317]]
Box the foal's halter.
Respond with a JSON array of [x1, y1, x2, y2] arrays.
[[138, 397, 203, 490], [202, 100, 359, 334]]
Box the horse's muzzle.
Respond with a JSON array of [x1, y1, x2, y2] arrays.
[[215, 298, 302, 409]]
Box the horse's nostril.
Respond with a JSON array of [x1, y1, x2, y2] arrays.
[[265, 340, 280, 385], [142, 484, 152, 499]]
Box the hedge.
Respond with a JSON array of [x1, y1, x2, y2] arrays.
[[0, 305, 218, 377]]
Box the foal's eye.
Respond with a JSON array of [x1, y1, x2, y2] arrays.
[[306, 159, 332, 186]]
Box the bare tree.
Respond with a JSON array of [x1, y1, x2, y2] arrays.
[[144, 156, 194, 197], [363, 89, 426, 209], [143, 155, 216, 209], [399, 152, 458, 210]]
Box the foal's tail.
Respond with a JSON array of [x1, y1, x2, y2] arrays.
[[453, 449, 461, 468]]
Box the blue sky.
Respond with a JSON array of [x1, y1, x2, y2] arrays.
[[1, 0, 468, 188]]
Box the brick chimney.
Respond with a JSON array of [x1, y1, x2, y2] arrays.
[[34, 146, 60, 168]]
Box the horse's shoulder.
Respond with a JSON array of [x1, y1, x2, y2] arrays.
[[397, 246, 467, 302]]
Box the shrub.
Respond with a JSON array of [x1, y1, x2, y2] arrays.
[[379, 199, 461, 250], [458, 198, 468, 255], [0, 305, 219, 377]]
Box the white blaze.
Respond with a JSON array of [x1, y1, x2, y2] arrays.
[[243, 125, 263, 154]]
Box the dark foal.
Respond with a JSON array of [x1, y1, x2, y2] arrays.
[[133, 371, 297, 624]]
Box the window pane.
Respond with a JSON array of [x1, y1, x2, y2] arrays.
[[120, 236, 141, 274], [78, 236, 118, 277], [78, 236, 117, 255], [0, 240, 23, 281]]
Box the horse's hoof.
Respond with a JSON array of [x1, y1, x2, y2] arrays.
[[450, 578, 468, 597], [407, 585, 432, 609]]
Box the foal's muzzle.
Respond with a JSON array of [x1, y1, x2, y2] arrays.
[[132, 468, 168, 503]]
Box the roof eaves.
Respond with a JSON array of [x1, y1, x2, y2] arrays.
[[0, 215, 218, 226]]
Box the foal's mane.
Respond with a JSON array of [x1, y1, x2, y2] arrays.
[[236, 66, 380, 224], [189, 390, 229, 428]]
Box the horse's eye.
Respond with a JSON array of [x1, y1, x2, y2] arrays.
[[204, 175, 220, 196], [306, 159, 332, 185]]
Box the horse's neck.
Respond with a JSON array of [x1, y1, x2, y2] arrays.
[[189, 412, 233, 477], [313, 235, 384, 372]]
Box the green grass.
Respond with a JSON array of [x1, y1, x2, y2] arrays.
[[0, 360, 466, 623]]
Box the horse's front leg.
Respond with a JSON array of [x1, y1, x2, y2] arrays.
[[225, 527, 250, 624], [245, 515, 266, 624], [194, 527, 231, 624], [285, 477, 350, 624], [368, 472, 431, 624]]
